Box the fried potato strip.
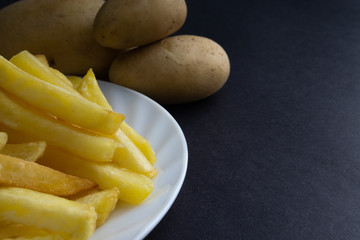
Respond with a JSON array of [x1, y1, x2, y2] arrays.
[[0, 88, 117, 162], [0, 141, 46, 162], [0, 55, 124, 135], [0, 187, 97, 240], [0, 153, 96, 196], [0, 132, 7, 151], [38, 146, 154, 205]]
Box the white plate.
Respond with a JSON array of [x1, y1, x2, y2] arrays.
[[89, 81, 188, 240]]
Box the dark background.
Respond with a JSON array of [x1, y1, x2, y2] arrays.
[[3, 0, 360, 239]]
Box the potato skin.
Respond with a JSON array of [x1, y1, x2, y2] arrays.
[[0, 0, 117, 76], [109, 35, 230, 104], [93, 0, 187, 50]]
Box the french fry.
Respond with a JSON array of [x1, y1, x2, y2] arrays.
[[75, 188, 120, 227], [67, 76, 83, 90], [10, 51, 78, 95], [0, 51, 158, 238], [113, 130, 157, 178], [0, 222, 64, 239], [0, 88, 117, 162], [34, 54, 50, 67], [0, 141, 46, 162], [33, 54, 73, 93], [0, 187, 97, 240], [79, 69, 156, 163], [49, 68, 75, 89], [38, 146, 154, 205], [0, 153, 96, 196], [0, 122, 38, 144], [77, 69, 112, 109], [0, 55, 124, 135], [77, 69, 157, 176], [119, 123, 157, 165], [2, 236, 64, 240], [0, 131, 7, 151]]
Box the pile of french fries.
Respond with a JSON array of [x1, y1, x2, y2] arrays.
[[0, 50, 157, 240]]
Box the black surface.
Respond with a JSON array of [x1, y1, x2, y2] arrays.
[[3, 0, 360, 239]]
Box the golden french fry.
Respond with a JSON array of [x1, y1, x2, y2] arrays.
[[76, 188, 120, 227], [10, 50, 77, 94], [0, 141, 46, 162], [33, 52, 74, 89], [77, 69, 112, 109], [0, 54, 125, 135], [76, 69, 157, 174], [119, 123, 157, 165], [0, 187, 97, 240], [0, 222, 64, 239], [34, 54, 49, 67], [67, 76, 83, 90], [49, 67, 75, 88], [0, 122, 39, 144], [38, 147, 154, 205], [0, 131, 7, 151], [2, 236, 64, 240], [113, 130, 157, 178], [0, 153, 96, 196], [0, 88, 117, 162], [80, 70, 156, 163]]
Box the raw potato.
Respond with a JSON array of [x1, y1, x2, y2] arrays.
[[0, 0, 117, 76], [93, 0, 187, 49], [109, 35, 231, 104]]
